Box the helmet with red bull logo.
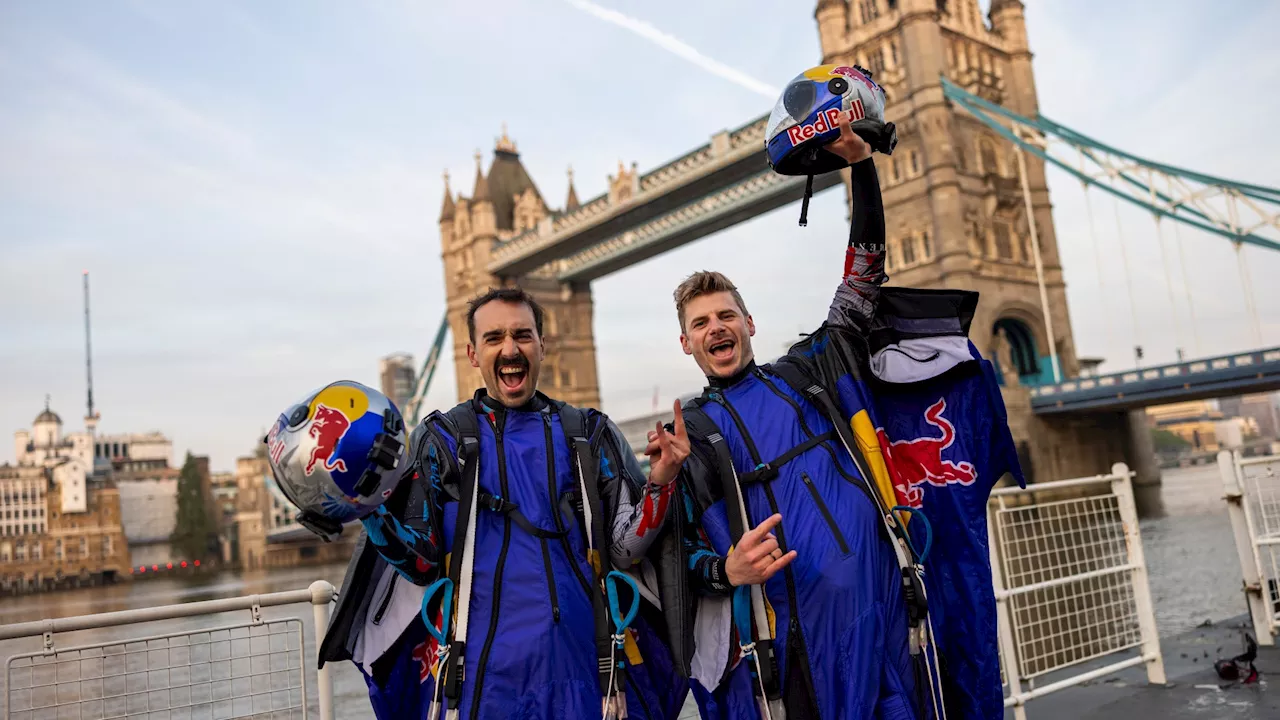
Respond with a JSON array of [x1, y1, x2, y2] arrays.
[[765, 63, 897, 177], [263, 381, 408, 541]]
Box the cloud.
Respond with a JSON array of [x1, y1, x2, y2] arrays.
[[562, 0, 779, 99]]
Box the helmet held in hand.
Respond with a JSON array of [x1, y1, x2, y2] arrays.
[[765, 64, 897, 177], [263, 380, 408, 540]]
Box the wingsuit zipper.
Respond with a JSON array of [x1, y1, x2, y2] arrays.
[[801, 472, 850, 555], [713, 391, 821, 713], [371, 572, 397, 625], [544, 414, 592, 596], [470, 412, 512, 720]]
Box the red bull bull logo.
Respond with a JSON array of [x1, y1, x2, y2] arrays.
[[305, 404, 350, 476], [876, 398, 977, 508], [786, 100, 866, 147]]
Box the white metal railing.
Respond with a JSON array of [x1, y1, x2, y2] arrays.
[[1219, 450, 1280, 645], [990, 463, 1166, 719], [1, 581, 336, 720]]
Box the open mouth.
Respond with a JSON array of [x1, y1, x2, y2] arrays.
[[496, 356, 529, 393], [708, 338, 736, 362]]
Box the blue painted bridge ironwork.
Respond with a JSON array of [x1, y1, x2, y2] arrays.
[[1030, 347, 1280, 414]]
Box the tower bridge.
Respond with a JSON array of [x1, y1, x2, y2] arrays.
[[430, 0, 1278, 510]]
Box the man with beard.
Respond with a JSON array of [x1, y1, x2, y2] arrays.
[[660, 70, 1021, 717], [314, 287, 691, 720]]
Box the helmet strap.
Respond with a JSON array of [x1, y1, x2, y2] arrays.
[[798, 173, 814, 227]]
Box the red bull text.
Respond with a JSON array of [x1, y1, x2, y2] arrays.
[[876, 398, 977, 508], [785, 100, 866, 147], [305, 404, 350, 476]]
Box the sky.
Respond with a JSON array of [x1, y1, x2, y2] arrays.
[[2, 0, 1278, 472]]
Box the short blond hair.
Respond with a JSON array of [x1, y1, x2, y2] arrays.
[[673, 271, 749, 332]]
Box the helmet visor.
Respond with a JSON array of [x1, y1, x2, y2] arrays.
[[766, 73, 823, 146]]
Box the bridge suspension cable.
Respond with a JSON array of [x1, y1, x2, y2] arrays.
[[1078, 153, 1114, 352], [1172, 221, 1201, 356], [942, 76, 1278, 364], [941, 77, 1280, 252]]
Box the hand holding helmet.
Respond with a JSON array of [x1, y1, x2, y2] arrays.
[[263, 380, 408, 541]]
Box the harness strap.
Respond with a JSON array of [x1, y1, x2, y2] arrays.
[[475, 491, 570, 540], [683, 404, 782, 708], [739, 430, 836, 485], [557, 406, 621, 704], [441, 403, 481, 712]]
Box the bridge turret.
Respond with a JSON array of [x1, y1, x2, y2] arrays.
[[815, 0, 849, 59], [565, 166, 580, 213], [989, 0, 1035, 116]]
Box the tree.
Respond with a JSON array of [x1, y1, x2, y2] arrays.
[[171, 452, 215, 562], [1151, 428, 1190, 453]]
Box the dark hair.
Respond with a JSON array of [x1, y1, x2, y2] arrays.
[[466, 286, 545, 344]]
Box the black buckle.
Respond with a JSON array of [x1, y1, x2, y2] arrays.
[[741, 463, 777, 485], [484, 494, 509, 513], [902, 567, 928, 626]]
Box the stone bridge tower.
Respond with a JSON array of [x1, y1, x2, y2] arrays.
[[438, 129, 601, 408], [817, 0, 1078, 384]]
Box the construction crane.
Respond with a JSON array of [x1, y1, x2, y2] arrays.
[[403, 310, 450, 427]]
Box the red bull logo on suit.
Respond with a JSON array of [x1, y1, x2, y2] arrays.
[[877, 398, 977, 508]]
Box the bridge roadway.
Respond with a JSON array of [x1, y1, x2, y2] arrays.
[[488, 113, 830, 279], [1030, 346, 1280, 415]]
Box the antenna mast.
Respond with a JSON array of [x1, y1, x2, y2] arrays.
[[83, 271, 100, 432]]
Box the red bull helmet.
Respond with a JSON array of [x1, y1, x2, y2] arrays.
[[765, 63, 897, 177], [264, 380, 408, 540]]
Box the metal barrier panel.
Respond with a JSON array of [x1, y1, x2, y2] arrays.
[[6, 620, 307, 720], [991, 465, 1165, 718], [1, 582, 336, 720], [1222, 451, 1280, 643]]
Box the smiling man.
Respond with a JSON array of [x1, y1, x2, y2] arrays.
[[660, 69, 1023, 718], [316, 286, 691, 719]]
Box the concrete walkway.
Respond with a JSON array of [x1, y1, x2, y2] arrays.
[[1009, 616, 1278, 719], [675, 616, 1278, 719]]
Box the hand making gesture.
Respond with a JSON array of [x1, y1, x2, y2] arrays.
[[645, 400, 690, 487], [725, 513, 797, 586]]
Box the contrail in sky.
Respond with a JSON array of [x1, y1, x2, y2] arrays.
[[564, 0, 779, 99]]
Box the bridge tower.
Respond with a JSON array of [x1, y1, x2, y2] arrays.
[[817, 0, 1078, 384], [438, 130, 602, 408]]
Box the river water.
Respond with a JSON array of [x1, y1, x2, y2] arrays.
[[0, 466, 1247, 718]]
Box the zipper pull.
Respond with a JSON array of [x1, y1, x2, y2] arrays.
[[487, 410, 501, 439]]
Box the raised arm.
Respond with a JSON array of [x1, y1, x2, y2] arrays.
[[826, 113, 887, 331], [599, 414, 678, 568]]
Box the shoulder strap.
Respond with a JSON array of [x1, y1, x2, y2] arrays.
[[680, 404, 747, 546], [683, 398, 782, 708], [554, 403, 620, 700], [440, 402, 480, 713]]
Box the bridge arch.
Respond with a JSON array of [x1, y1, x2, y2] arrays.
[[993, 317, 1040, 380]]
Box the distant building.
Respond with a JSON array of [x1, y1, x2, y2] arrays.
[[2, 402, 129, 594], [1218, 393, 1280, 440], [1147, 400, 1257, 452], [95, 432, 173, 473], [380, 352, 416, 413]]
